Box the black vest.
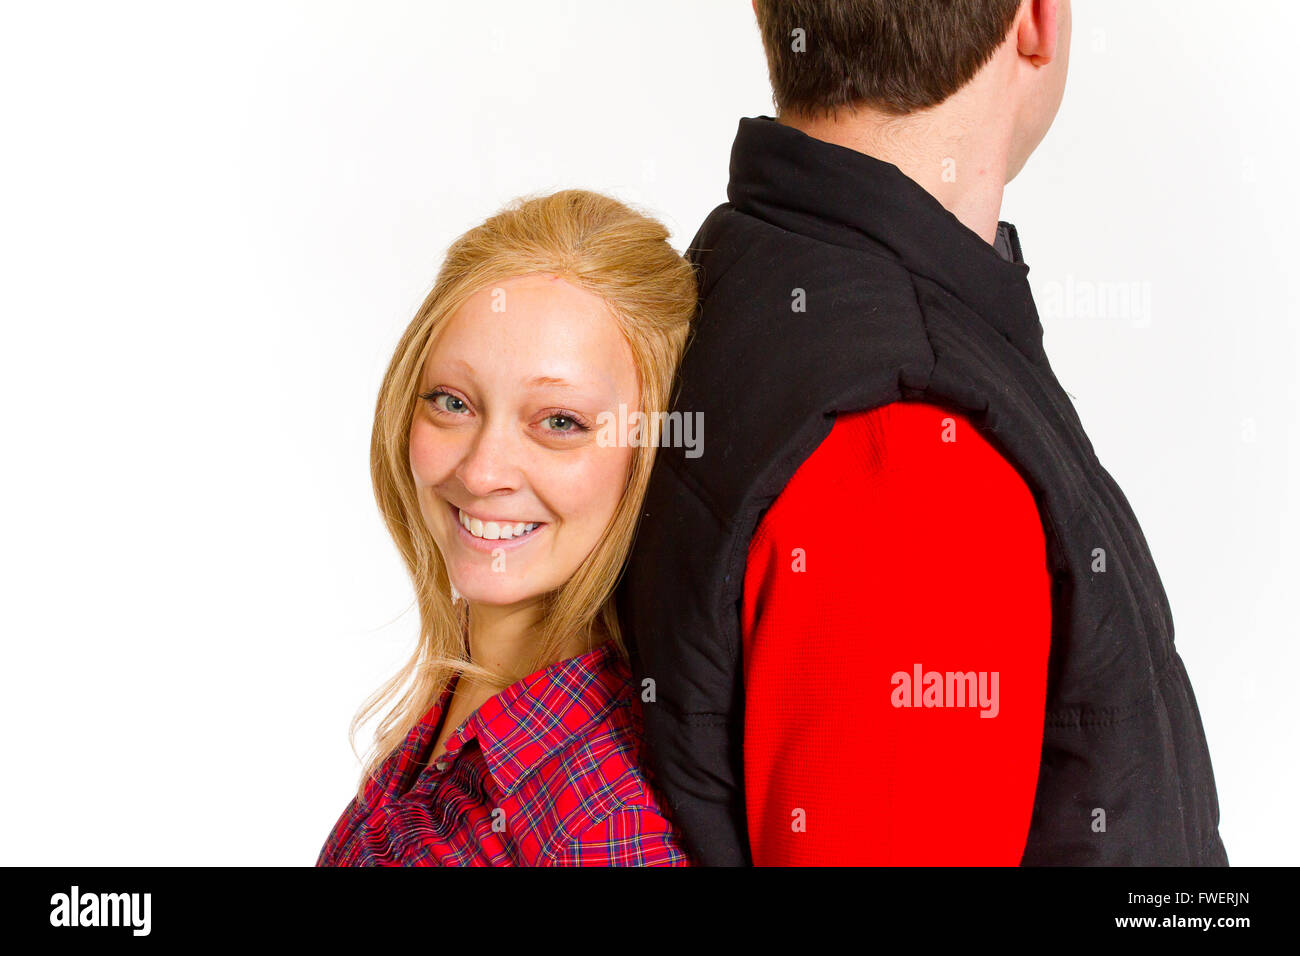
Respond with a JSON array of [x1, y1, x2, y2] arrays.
[[616, 116, 1228, 866]]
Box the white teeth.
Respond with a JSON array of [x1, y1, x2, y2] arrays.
[[458, 508, 540, 541]]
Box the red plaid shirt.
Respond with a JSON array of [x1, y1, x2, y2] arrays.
[[316, 640, 691, 866]]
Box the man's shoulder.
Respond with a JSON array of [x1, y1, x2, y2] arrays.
[[687, 202, 914, 307], [674, 207, 930, 427]]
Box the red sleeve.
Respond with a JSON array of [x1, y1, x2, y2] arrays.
[[740, 401, 1052, 865]]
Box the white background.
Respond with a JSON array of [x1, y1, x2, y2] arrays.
[[1, 0, 1295, 865]]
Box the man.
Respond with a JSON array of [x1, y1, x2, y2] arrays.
[[617, 0, 1228, 865]]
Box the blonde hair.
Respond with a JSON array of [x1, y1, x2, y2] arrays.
[[348, 189, 697, 798]]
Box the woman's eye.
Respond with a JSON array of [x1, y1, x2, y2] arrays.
[[421, 390, 469, 415], [542, 413, 589, 434]]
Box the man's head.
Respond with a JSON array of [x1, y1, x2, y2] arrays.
[[752, 0, 1070, 182]]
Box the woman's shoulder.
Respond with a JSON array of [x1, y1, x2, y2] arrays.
[[541, 708, 692, 865], [540, 644, 664, 807], [517, 644, 691, 864], [547, 800, 692, 866]]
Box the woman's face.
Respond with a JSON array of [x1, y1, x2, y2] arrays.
[[410, 273, 640, 609]]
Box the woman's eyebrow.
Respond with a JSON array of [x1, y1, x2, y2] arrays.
[[440, 358, 478, 378], [525, 375, 581, 390], [435, 361, 601, 395]]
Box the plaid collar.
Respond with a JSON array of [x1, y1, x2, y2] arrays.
[[432, 640, 632, 797]]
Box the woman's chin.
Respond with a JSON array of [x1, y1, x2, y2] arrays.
[[449, 573, 541, 609]]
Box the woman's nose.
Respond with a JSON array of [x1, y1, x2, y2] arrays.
[[454, 422, 524, 497]]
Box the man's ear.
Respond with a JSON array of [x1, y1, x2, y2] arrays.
[[1017, 0, 1059, 66]]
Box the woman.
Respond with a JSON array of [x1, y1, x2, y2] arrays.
[[316, 189, 697, 866]]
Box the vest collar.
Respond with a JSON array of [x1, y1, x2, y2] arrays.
[[726, 115, 1047, 364]]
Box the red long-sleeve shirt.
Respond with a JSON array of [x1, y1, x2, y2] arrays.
[[741, 400, 1052, 865]]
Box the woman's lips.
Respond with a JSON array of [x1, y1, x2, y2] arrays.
[[446, 500, 546, 553]]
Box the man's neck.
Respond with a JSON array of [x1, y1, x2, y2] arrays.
[[776, 95, 1014, 246]]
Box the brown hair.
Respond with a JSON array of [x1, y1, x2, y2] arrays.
[[754, 0, 1024, 117], [347, 190, 697, 799]]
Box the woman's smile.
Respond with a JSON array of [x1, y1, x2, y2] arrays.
[[446, 499, 548, 553]]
